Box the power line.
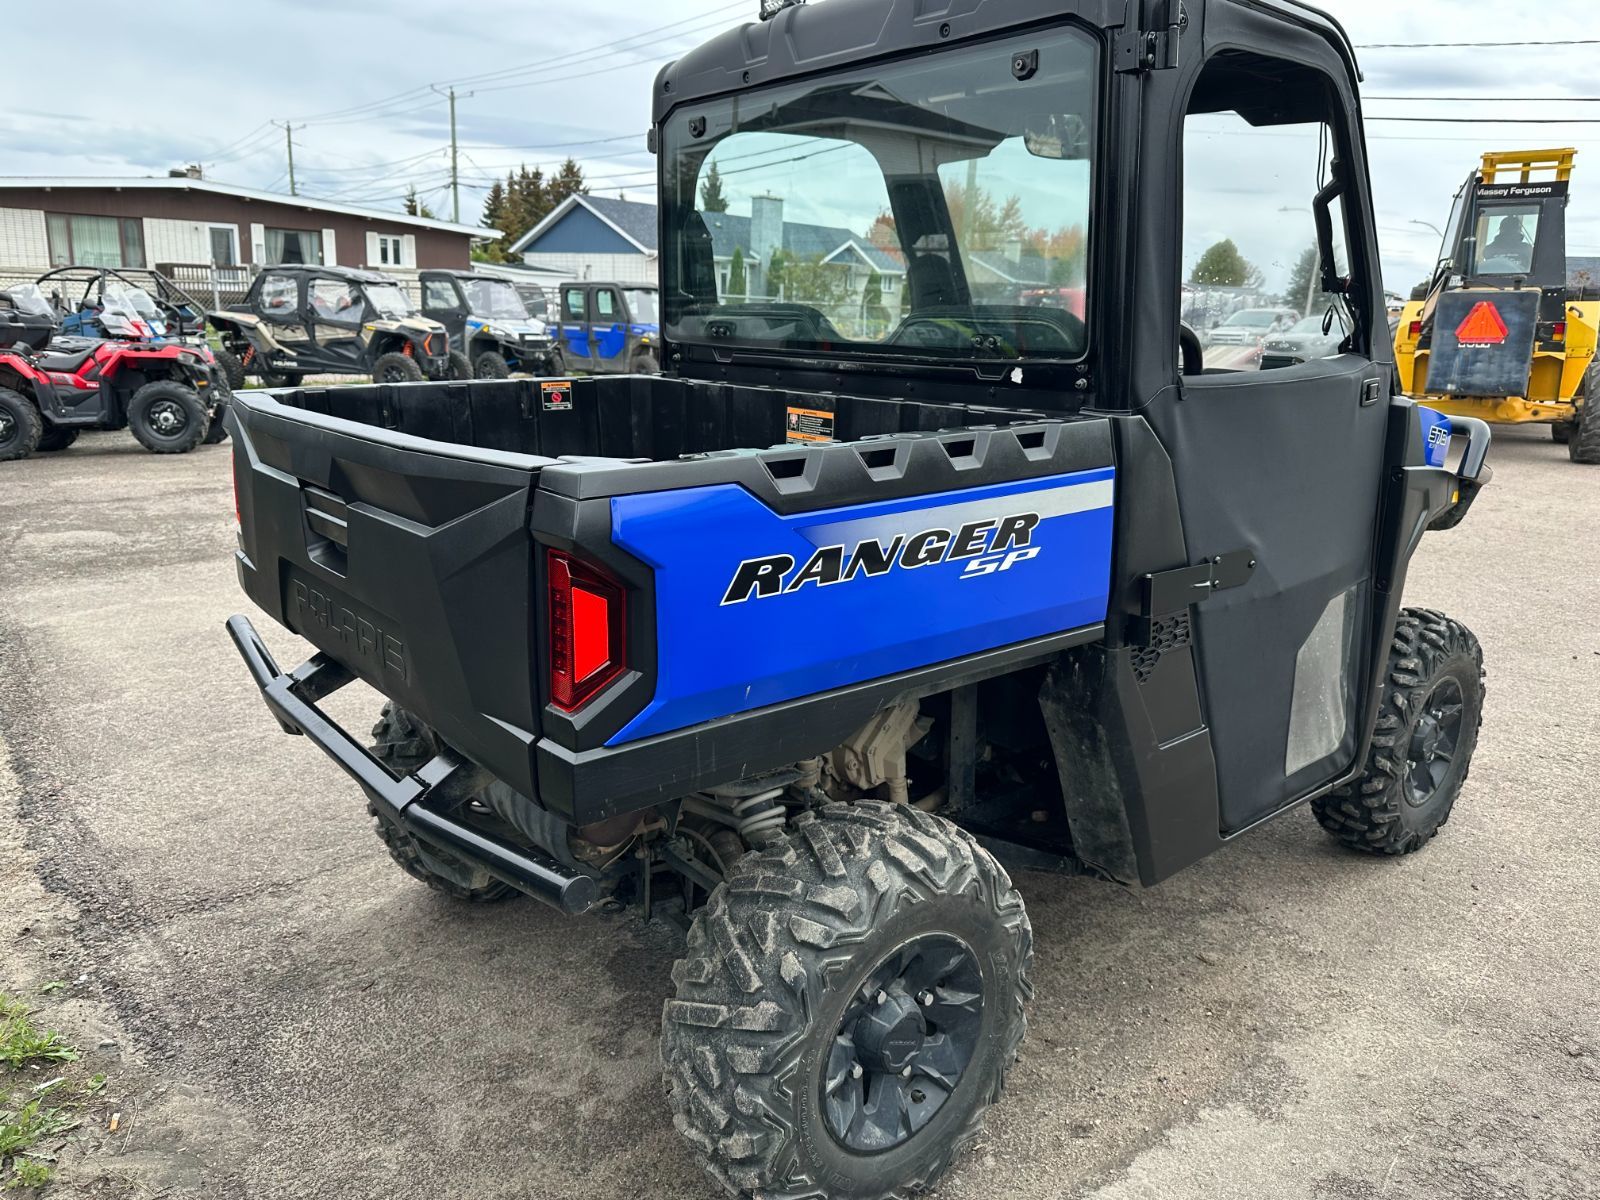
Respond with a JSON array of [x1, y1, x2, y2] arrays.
[[1367, 115, 1600, 124], [1367, 94, 1600, 102]]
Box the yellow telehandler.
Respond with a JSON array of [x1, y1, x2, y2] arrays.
[[1394, 148, 1600, 462]]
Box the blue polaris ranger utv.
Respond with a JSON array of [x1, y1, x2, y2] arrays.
[[225, 0, 1491, 1195]]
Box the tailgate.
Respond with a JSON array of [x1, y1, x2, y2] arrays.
[[229, 391, 555, 798]]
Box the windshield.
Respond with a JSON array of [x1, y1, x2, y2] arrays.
[[1471, 205, 1540, 275], [661, 24, 1097, 363], [1227, 310, 1283, 329], [366, 283, 414, 319], [463, 278, 529, 320], [5, 283, 52, 316], [623, 289, 659, 324], [103, 280, 160, 317]]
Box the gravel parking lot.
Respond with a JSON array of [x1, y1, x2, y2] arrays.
[[2, 424, 1597, 1199]]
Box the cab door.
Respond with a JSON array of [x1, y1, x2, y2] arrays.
[[560, 285, 592, 363], [1141, 46, 1391, 833], [421, 275, 469, 350], [255, 271, 310, 363], [305, 277, 365, 371], [589, 286, 627, 370]]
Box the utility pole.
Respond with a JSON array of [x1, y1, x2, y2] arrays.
[[432, 85, 473, 223], [273, 120, 305, 195]]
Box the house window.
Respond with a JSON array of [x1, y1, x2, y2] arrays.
[[45, 214, 145, 269], [377, 235, 405, 267], [265, 228, 323, 265], [207, 225, 239, 267]]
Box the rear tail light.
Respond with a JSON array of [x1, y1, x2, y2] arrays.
[[1407, 320, 1423, 340], [1552, 321, 1567, 342], [547, 549, 626, 712]]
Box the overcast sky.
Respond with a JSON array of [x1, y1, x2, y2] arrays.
[[5, 0, 1598, 292]]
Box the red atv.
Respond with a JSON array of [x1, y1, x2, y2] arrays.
[[0, 337, 229, 462]]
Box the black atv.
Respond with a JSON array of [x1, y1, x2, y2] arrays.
[[419, 270, 560, 378], [207, 265, 461, 389]]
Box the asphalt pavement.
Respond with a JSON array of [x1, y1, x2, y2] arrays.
[[1, 422, 1596, 1199]]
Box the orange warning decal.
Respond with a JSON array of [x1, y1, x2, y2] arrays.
[[1455, 301, 1509, 346]]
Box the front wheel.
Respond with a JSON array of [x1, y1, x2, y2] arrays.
[[474, 350, 511, 379], [547, 344, 567, 376], [631, 351, 659, 375], [442, 350, 473, 381], [1312, 608, 1484, 854], [0, 388, 43, 461], [127, 381, 208, 454], [373, 351, 423, 384], [662, 802, 1032, 1200], [213, 347, 246, 391]]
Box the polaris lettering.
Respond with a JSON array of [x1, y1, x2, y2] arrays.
[[720, 511, 1042, 604]]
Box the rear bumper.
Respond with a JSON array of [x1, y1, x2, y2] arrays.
[[225, 613, 598, 914]]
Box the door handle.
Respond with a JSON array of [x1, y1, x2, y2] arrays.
[[1361, 379, 1383, 406]]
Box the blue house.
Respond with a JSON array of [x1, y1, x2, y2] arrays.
[[509, 194, 659, 285]]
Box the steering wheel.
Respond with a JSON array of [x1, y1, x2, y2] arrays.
[[1179, 322, 1204, 377]]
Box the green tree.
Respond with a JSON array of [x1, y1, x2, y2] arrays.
[[546, 157, 588, 208], [1284, 246, 1319, 312], [767, 248, 789, 298], [478, 180, 511, 262], [700, 162, 730, 213], [728, 246, 746, 297], [1189, 239, 1261, 288], [779, 255, 851, 308], [403, 184, 436, 219]]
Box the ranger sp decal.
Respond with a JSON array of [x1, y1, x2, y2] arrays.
[[721, 513, 1040, 604]]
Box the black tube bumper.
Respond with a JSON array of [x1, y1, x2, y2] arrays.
[[225, 614, 598, 915]]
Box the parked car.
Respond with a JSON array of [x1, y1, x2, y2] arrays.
[[554, 281, 660, 373], [1202, 306, 1299, 347], [419, 270, 560, 378], [208, 265, 461, 388], [1260, 308, 1351, 369]]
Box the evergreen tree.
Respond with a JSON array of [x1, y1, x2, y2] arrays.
[[728, 246, 746, 297], [1284, 246, 1320, 312], [700, 162, 730, 213], [403, 184, 436, 219], [547, 158, 588, 208], [479, 180, 511, 262], [767, 248, 789, 298]]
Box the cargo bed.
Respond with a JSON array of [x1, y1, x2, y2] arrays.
[[229, 374, 1117, 821]]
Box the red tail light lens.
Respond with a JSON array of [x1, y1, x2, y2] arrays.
[[547, 549, 626, 712], [1407, 321, 1423, 340], [1552, 321, 1567, 342]]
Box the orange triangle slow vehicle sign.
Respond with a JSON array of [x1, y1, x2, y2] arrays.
[[1455, 300, 1510, 346]]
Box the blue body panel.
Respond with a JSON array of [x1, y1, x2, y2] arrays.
[[606, 467, 1116, 744], [1418, 404, 1452, 468]]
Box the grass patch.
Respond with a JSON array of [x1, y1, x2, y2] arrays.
[[0, 1000, 77, 1071], [0, 996, 99, 1192]]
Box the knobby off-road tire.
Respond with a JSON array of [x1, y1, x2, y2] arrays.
[[372, 352, 423, 385], [1550, 421, 1573, 445], [212, 347, 247, 391], [256, 369, 302, 389], [128, 381, 208, 454], [443, 350, 473, 381], [632, 351, 660, 375], [367, 703, 518, 903], [474, 350, 511, 379], [36, 426, 80, 453], [0, 388, 43, 461], [1570, 369, 1600, 464], [1312, 608, 1484, 855], [662, 801, 1033, 1200]]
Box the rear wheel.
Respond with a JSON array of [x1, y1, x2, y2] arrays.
[[662, 802, 1031, 1200], [213, 347, 246, 391], [1312, 608, 1483, 854], [548, 344, 568, 376], [373, 351, 423, 384], [127, 381, 208, 454], [1570, 370, 1600, 463], [474, 350, 511, 379], [0, 388, 43, 461], [632, 351, 659, 375], [443, 350, 473, 381], [1551, 421, 1573, 444], [256, 369, 302, 389], [36, 426, 80, 453], [367, 703, 518, 903]]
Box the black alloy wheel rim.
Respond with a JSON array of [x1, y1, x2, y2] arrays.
[[147, 398, 189, 438], [0, 408, 15, 448], [380, 364, 410, 382], [1405, 676, 1464, 807], [821, 934, 984, 1154]]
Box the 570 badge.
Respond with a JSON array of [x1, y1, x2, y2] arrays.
[[721, 511, 1041, 605]]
